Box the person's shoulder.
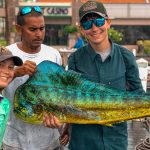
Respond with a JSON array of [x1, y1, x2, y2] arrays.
[[113, 43, 133, 56], [41, 44, 60, 54], [41, 44, 57, 51], [69, 44, 88, 62], [6, 43, 17, 51], [6, 43, 17, 48], [113, 43, 136, 65], [41, 44, 61, 62], [73, 44, 87, 55]]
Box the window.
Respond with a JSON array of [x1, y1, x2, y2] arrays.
[[44, 25, 68, 46], [111, 25, 150, 44], [0, 0, 4, 7]]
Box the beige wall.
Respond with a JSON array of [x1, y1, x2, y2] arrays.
[[37, 0, 146, 3], [111, 19, 150, 25], [89, 0, 146, 3], [36, 0, 71, 2], [72, 3, 150, 25], [45, 17, 71, 25]]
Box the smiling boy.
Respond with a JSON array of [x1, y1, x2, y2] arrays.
[[0, 45, 22, 148]]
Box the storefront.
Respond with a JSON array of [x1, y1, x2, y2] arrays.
[[42, 5, 72, 46], [3, 0, 150, 46]]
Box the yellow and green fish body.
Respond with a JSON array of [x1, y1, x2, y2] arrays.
[[14, 61, 150, 125]]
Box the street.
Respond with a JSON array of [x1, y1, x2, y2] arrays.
[[128, 120, 150, 149]]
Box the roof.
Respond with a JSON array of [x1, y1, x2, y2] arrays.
[[36, 0, 148, 3]]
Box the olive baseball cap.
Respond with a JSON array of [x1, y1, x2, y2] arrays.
[[0, 45, 23, 66], [79, 1, 108, 21]]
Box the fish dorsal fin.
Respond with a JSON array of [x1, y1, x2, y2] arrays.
[[25, 61, 121, 94]]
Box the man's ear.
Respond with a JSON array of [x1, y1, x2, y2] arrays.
[[79, 25, 89, 42], [15, 24, 22, 34], [106, 18, 111, 29], [79, 26, 85, 37]]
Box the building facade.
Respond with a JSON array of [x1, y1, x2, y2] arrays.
[[1, 0, 150, 46]]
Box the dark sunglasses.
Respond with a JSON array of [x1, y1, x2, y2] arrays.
[[81, 18, 105, 30], [20, 6, 42, 16]]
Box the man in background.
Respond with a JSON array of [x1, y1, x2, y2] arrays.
[[68, 32, 84, 50], [44, 1, 143, 150]]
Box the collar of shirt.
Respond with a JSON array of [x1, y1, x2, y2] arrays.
[[86, 40, 115, 62], [0, 94, 3, 102]]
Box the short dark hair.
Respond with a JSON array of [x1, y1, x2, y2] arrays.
[[16, 10, 43, 26]]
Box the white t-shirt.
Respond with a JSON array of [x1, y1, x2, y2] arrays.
[[3, 43, 62, 150]]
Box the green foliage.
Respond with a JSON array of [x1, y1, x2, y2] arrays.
[[64, 25, 78, 34], [0, 40, 7, 46], [143, 40, 150, 54], [144, 47, 150, 54], [108, 28, 123, 43], [136, 40, 150, 55]]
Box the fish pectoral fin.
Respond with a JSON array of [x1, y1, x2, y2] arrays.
[[105, 123, 113, 126]]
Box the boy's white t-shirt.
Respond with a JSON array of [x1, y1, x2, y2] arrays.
[[3, 43, 62, 150]]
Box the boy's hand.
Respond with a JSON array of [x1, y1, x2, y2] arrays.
[[14, 60, 36, 77], [43, 113, 63, 128]]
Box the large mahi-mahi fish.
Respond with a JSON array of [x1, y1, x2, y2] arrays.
[[14, 60, 150, 125]]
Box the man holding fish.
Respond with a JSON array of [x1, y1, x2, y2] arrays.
[[44, 1, 144, 150]]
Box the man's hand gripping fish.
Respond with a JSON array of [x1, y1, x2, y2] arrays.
[[14, 61, 150, 126]]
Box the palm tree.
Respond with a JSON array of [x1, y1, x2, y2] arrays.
[[5, 0, 17, 44]]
